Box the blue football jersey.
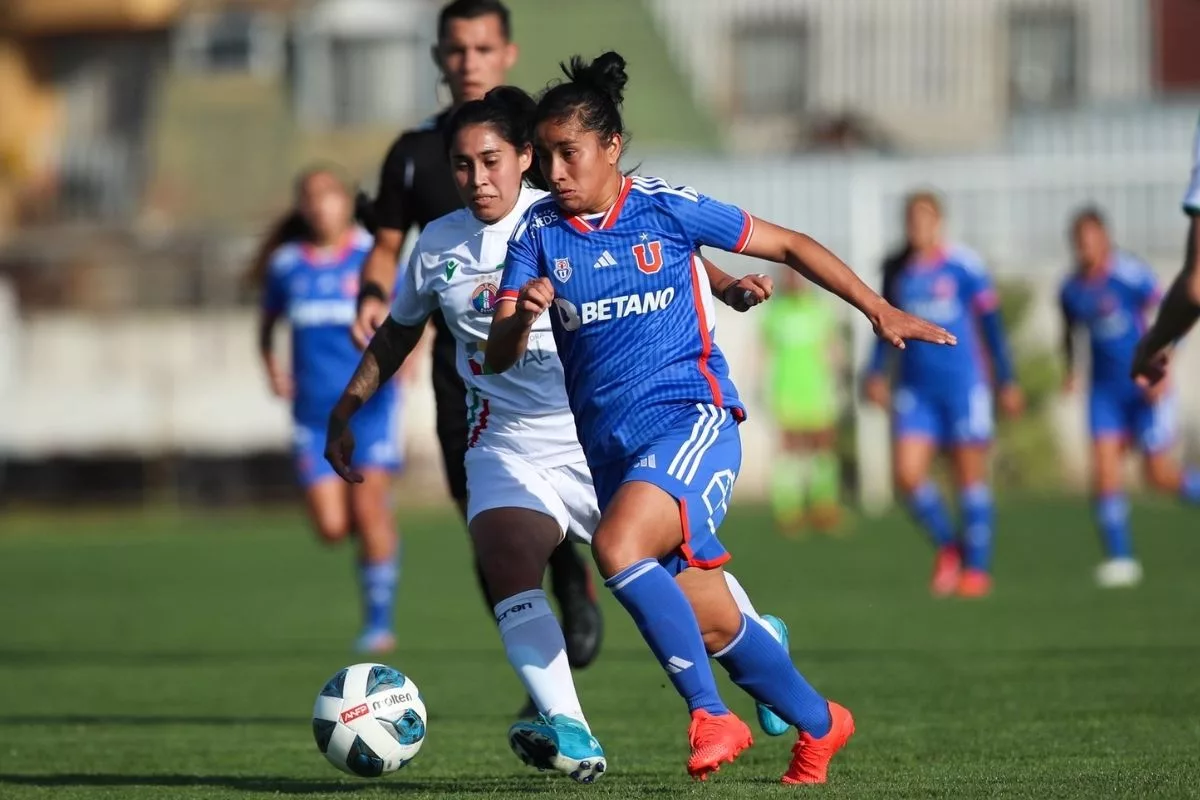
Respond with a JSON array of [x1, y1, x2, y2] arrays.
[[263, 228, 399, 426], [1060, 252, 1160, 389], [499, 176, 752, 466], [883, 245, 999, 389]]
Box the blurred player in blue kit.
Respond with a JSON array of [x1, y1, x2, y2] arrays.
[[862, 191, 1023, 598], [253, 166, 403, 653], [486, 51, 953, 784], [1059, 207, 1200, 587]]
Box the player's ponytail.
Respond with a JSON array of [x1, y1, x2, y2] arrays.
[[444, 85, 548, 191], [536, 51, 628, 148]]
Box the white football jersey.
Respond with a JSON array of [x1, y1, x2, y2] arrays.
[[1184, 114, 1200, 215], [390, 186, 581, 466]]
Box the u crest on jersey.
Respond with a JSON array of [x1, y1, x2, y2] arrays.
[[632, 240, 663, 275], [553, 257, 573, 283]]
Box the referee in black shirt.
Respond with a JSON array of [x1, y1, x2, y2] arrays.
[[352, 0, 602, 694]]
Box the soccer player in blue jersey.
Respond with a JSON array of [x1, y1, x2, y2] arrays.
[[485, 52, 953, 784], [862, 191, 1023, 599], [254, 166, 403, 653], [1060, 207, 1200, 587]]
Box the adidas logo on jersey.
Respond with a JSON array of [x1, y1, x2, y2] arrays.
[[593, 250, 618, 269]]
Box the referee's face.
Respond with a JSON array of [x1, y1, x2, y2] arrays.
[[435, 14, 517, 104]]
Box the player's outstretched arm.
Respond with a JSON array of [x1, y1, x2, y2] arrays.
[[741, 218, 956, 349], [1132, 217, 1200, 386], [698, 253, 773, 312], [326, 317, 424, 482], [486, 278, 555, 374], [352, 227, 407, 350]]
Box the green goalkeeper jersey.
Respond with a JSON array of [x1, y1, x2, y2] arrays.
[[761, 292, 838, 429]]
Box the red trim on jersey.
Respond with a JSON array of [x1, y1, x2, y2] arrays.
[[563, 176, 633, 233], [302, 230, 356, 266], [677, 497, 733, 570], [733, 210, 754, 253], [498, 289, 519, 301], [598, 177, 633, 230], [566, 215, 593, 233], [688, 257, 723, 406], [467, 399, 491, 447]]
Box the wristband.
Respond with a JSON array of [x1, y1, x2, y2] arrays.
[[356, 280, 387, 312]]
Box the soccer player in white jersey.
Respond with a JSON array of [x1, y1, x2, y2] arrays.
[[324, 86, 786, 783], [1131, 115, 1200, 385], [487, 53, 954, 784]]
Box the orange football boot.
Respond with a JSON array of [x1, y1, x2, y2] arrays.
[[956, 568, 992, 598], [930, 544, 961, 597], [781, 701, 855, 785], [686, 709, 753, 781]]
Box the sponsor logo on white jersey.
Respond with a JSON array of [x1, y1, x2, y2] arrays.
[[553, 287, 676, 331]]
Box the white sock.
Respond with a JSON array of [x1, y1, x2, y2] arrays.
[[723, 571, 780, 641], [494, 589, 589, 729]]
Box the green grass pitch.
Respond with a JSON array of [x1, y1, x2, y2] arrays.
[[2, 498, 1199, 798]]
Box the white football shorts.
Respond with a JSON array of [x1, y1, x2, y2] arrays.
[[464, 447, 600, 544]]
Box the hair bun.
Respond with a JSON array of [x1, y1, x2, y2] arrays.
[[563, 51, 628, 107]]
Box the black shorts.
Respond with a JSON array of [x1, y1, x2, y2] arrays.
[[430, 309, 468, 501]]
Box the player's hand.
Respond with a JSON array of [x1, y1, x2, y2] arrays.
[[324, 417, 363, 484], [862, 374, 890, 410], [1131, 337, 1172, 389], [723, 273, 773, 312], [267, 365, 294, 399], [517, 277, 555, 326], [998, 384, 1025, 419], [352, 297, 390, 351], [1141, 373, 1171, 404], [1061, 373, 1078, 395], [868, 303, 956, 349]]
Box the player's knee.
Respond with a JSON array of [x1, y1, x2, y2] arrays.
[[472, 529, 544, 593], [1143, 456, 1177, 492], [590, 527, 643, 579], [895, 470, 923, 496], [698, 615, 742, 654], [313, 516, 351, 544]]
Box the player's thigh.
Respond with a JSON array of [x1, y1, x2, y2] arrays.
[[891, 387, 938, 492], [675, 566, 743, 653], [465, 448, 571, 587], [593, 405, 740, 578], [304, 478, 352, 543], [349, 470, 398, 557], [948, 443, 990, 488], [545, 461, 602, 545], [469, 507, 562, 599]]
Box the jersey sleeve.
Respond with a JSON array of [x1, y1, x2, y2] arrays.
[[373, 134, 416, 233], [260, 250, 290, 316], [1133, 260, 1162, 308], [958, 252, 1000, 314], [498, 213, 544, 301], [389, 246, 437, 326], [669, 189, 755, 254]]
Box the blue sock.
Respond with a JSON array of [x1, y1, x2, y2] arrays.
[[960, 483, 994, 572], [606, 559, 727, 716], [1180, 467, 1200, 505], [907, 482, 955, 548], [1095, 494, 1133, 559], [360, 557, 398, 632], [715, 616, 831, 737]]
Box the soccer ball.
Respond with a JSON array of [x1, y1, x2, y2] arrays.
[[311, 662, 427, 777]]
